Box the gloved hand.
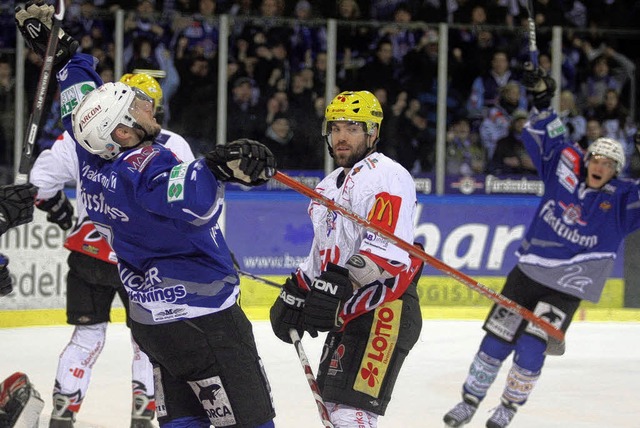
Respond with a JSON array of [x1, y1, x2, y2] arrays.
[[522, 62, 556, 110], [303, 263, 353, 331], [36, 190, 74, 231], [15, 1, 79, 67], [0, 254, 12, 297], [205, 139, 276, 187], [0, 183, 38, 235], [270, 276, 317, 343]]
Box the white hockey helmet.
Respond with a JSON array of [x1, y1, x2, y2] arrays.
[[71, 82, 143, 160], [584, 137, 625, 174]]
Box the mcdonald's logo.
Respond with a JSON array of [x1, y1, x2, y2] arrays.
[[367, 192, 401, 233]]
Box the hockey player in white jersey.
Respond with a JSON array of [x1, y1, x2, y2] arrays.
[[29, 73, 194, 428], [443, 66, 640, 428], [270, 91, 424, 428]]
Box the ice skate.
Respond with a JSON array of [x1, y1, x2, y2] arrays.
[[49, 393, 76, 428], [486, 400, 517, 428], [130, 394, 155, 428], [443, 394, 478, 427]]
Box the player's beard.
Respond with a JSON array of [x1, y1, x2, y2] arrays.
[[334, 139, 370, 169]]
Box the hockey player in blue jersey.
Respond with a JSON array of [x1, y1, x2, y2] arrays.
[[443, 64, 640, 428], [16, 2, 276, 427]]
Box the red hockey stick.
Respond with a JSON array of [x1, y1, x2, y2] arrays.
[[289, 329, 334, 428], [273, 171, 564, 342]]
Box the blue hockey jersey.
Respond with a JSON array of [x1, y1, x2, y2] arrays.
[[57, 54, 239, 324], [517, 109, 640, 302]]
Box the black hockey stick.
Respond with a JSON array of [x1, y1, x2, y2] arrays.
[[16, 0, 65, 185], [289, 329, 334, 428], [524, 0, 539, 67], [230, 252, 280, 289]]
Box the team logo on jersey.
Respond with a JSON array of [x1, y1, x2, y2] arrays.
[[325, 209, 337, 237], [558, 201, 586, 226], [599, 201, 612, 212], [354, 300, 401, 397]]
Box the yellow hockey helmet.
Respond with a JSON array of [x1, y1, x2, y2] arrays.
[[119, 73, 163, 116], [322, 90, 383, 137]]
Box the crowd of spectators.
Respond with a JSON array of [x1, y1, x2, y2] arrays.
[[1, 0, 639, 183]]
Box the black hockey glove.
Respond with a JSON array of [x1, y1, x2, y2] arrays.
[[35, 190, 74, 231], [205, 139, 276, 187], [0, 254, 12, 297], [270, 276, 317, 343], [303, 263, 353, 332], [522, 62, 556, 110], [0, 183, 38, 235], [15, 1, 79, 68]]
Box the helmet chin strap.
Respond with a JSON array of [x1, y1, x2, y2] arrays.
[[124, 123, 155, 152]]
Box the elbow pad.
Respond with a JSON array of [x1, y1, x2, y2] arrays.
[[345, 254, 390, 289]]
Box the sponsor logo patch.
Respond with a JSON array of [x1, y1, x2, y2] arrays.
[[189, 377, 236, 426], [167, 163, 188, 202], [354, 300, 402, 397], [60, 81, 96, 117]]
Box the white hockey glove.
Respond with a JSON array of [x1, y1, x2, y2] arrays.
[[15, 1, 78, 67], [205, 138, 276, 186]]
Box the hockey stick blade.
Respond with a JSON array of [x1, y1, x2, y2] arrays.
[[16, 0, 66, 185], [289, 329, 334, 428], [274, 171, 565, 342]]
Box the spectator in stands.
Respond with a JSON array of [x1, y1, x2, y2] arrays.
[[402, 29, 439, 98], [64, 0, 112, 49], [169, 55, 217, 155], [394, 100, 434, 174], [253, 38, 291, 95], [376, 3, 421, 63], [293, 95, 326, 170], [489, 109, 536, 175], [559, 90, 586, 143], [172, 0, 219, 60], [577, 118, 603, 150], [227, 76, 264, 142], [593, 89, 637, 174], [480, 81, 524, 161], [577, 54, 622, 117], [466, 50, 526, 119], [260, 112, 297, 169], [334, 0, 374, 81], [289, 0, 327, 72], [124, 0, 171, 59], [358, 38, 402, 102], [446, 117, 486, 176]]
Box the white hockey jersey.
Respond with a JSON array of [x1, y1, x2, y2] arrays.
[[297, 152, 421, 325], [30, 130, 195, 264]]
